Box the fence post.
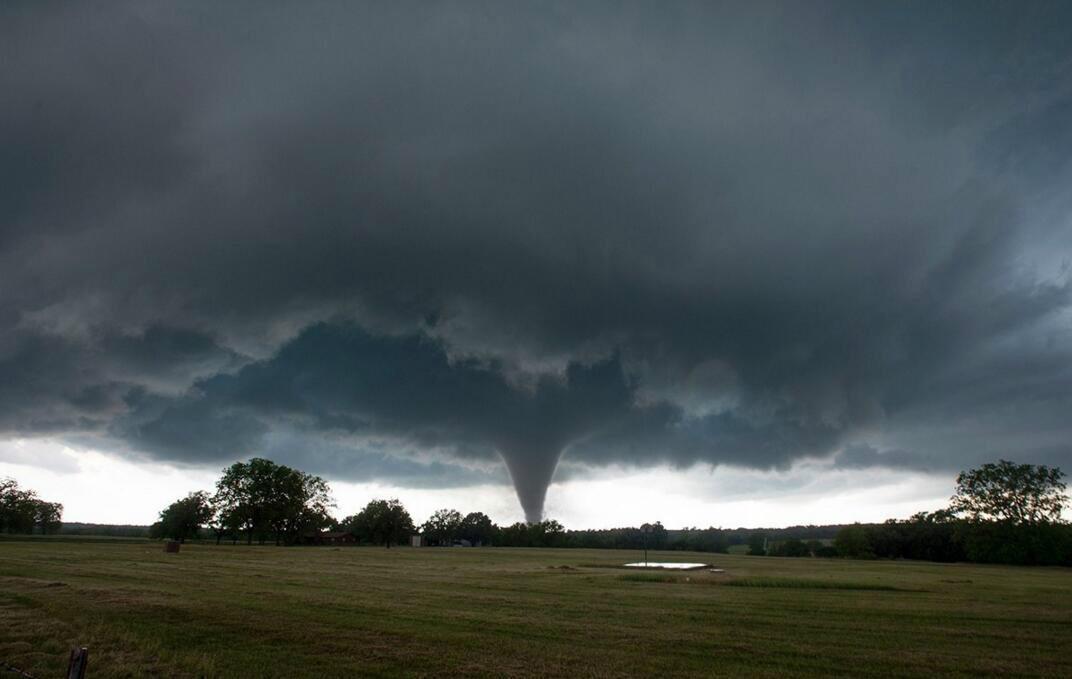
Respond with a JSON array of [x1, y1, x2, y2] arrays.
[[67, 647, 88, 679]]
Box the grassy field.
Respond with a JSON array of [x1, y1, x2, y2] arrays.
[[1, 539, 1070, 677]]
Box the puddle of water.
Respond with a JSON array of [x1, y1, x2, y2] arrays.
[[622, 562, 709, 570]]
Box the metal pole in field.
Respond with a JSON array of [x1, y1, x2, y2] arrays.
[[641, 523, 653, 566]]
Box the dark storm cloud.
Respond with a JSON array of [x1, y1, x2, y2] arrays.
[[0, 325, 239, 433], [113, 322, 637, 520], [2, 2, 1071, 518], [832, 444, 934, 473]]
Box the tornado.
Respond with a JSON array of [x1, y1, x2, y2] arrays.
[[497, 441, 566, 524], [490, 357, 628, 522]]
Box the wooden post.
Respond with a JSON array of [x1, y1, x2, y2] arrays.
[[67, 647, 88, 679]]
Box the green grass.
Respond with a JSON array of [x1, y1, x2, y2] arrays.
[[721, 577, 908, 591], [617, 572, 682, 583], [1, 540, 1070, 677]]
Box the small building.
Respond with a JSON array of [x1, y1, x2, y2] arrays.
[[305, 530, 357, 545], [411, 534, 423, 547]]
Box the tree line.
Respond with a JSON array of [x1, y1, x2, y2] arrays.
[[730, 460, 1071, 566], [830, 460, 1071, 566], [0, 477, 62, 534], [17, 455, 1065, 567], [147, 457, 1069, 565]]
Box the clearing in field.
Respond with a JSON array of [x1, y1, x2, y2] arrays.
[[1, 540, 1070, 677]]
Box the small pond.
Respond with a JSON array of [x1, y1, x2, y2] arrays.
[[622, 562, 709, 570]]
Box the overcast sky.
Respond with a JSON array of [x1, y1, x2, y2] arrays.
[[2, 2, 1070, 528]]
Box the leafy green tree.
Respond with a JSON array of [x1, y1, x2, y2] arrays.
[[344, 499, 414, 547], [495, 521, 531, 547], [529, 519, 566, 547], [459, 511, 496, 546], [645, 521, 669, 550], [34, 500, 63, 534], [492, 519, 567, 547], [207, 498, 232, 545], [421, 508, 463, 545], [949, 460, 1067, 525], [1, 478, 63, 535], [214, 460, 259, 543], [212, 458, 335, 545], [152, 491, 213, 543], [263, 464, 334, 545]]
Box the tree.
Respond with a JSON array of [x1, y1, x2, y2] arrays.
[[644, 521, 669, 550], [214, 460, 259, 544], [152, 492, 214, 542], [212, 458, 335, 545], [459, 512, 496, 546], [835, 524, 874, 559], [264, 464, 334, 545], [421, 508, 463, 546], [528, 519, 566, 547], [34, 500, 63, 535], [1, 478, 63, 535], [344, 499, 414, 547], [667, 527, 728, 553], [949, 460, 1067, 525], [207, 498, 231, 545], [495, 521, 531, 547], [769, 538, 810, 557], [747, 533, 766, 556]]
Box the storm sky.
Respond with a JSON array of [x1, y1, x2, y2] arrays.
[[2, 2, 1070, 526]]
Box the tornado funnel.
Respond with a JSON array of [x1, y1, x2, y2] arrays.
[[498, 443, 565, 523]]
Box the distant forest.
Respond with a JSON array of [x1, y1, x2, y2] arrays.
[[39, 517, 1072, 568], [42, 520, 852, 553], [57, 522, 152, 538], [45, 521, 845, 547]]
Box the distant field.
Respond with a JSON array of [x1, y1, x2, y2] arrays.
[[1, 540, 1070, 677]]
